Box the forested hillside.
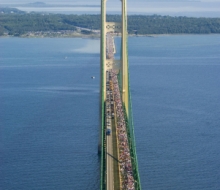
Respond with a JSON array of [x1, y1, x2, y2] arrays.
[[0, 12, 220, 36]]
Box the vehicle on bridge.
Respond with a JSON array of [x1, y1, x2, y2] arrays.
[[106, 128, 111, 135]]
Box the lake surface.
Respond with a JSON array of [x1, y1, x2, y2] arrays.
[[1, 35, 220, 190], [6, 0, 220, 17]]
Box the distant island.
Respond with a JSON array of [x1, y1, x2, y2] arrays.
[[26, 2, 46, 7], [24, 2, 99, 7], [0, 2, 99, 8], [0, 8, 220, 37]]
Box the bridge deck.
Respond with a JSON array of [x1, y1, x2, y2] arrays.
[[101, 1, 141, 189], [106, 70, 135, 190], [105, 33, 136, 188]]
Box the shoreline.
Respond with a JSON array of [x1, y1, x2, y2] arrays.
[[1, 33, 220, 39]]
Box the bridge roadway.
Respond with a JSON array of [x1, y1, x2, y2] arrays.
[[105, 67, 136, 190], [105, 33, 121, 190], [106, 128, 114, 190], [101, 1, 141, 189], [105, 69, 115, 190]]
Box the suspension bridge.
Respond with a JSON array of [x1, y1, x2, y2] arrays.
[[98, 0, 141, 189]]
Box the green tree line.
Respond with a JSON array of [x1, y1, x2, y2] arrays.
[[0, 13, 220, 36]]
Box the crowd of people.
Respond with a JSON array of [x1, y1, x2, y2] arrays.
[[108, 69, 135, 190], [106, 32, 114, 59], [105, 71, 114, 130], [105, 31, 135, 190]]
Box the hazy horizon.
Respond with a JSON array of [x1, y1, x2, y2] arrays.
[[1, 0, 220, 17]]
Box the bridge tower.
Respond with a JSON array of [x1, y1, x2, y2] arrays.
[[99, 0, 141, 189]]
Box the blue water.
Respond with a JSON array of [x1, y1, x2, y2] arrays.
[[6, 0, 220, 17], [1, 35, 220, 190]]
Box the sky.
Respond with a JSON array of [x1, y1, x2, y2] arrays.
[[0, 0, 220, 17]]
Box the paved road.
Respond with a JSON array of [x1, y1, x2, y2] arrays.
[[106, 128, 114, 190]]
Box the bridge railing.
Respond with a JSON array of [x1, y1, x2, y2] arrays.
[[123, 102, 142, 190], [118, 23, 142, 187], [100, 1, 106, 187], [126, 28, 142, 189], [101, 103, 106, 190], [101, 79, 106, 190], [117, 71, 141, 190]]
